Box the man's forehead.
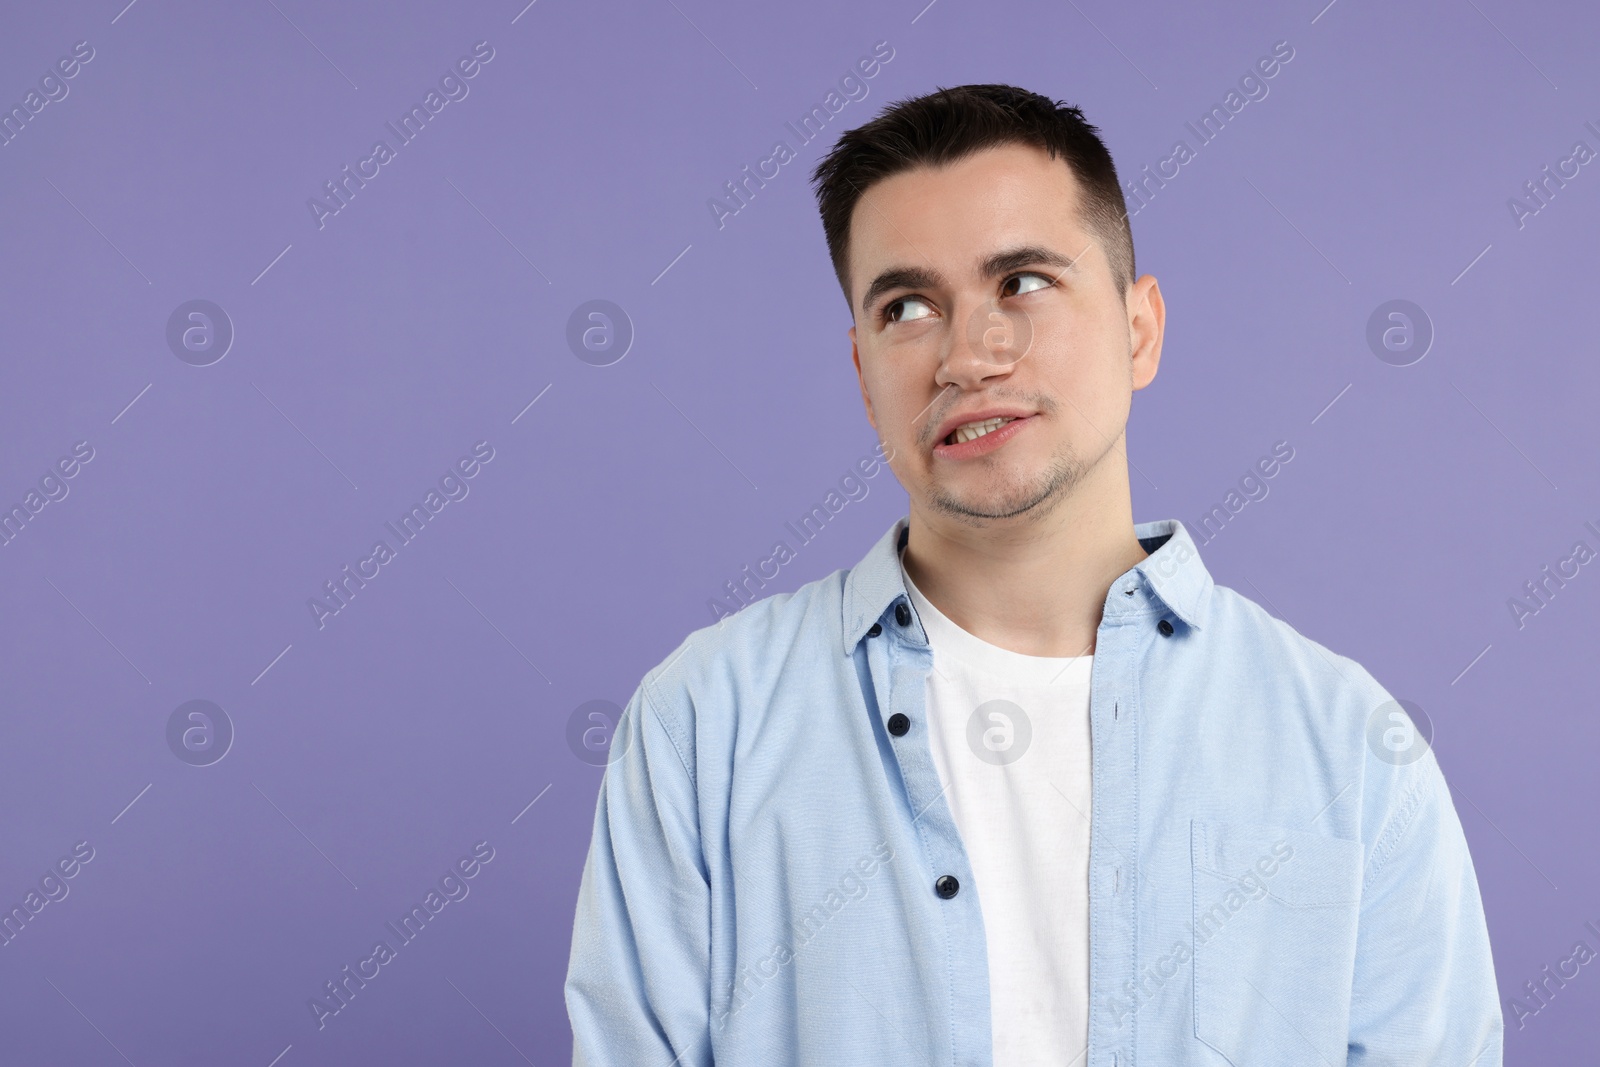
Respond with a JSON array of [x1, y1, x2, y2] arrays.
[[854, 142, 1082, 224], [845, 145, 1090, 290]]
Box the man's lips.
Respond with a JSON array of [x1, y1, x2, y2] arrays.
[[931, 414, 1034, 460], [931, 408, 1036, 446]]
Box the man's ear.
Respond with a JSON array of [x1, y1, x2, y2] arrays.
[[850, 324, 877, 430], [1127, 274, 1165, 392]]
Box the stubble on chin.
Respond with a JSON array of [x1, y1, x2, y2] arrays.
[[923, 448, 1089, 527]]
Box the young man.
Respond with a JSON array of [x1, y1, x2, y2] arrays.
[[566, 85, 1502, 1066]]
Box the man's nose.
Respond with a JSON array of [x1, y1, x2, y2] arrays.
[[937, 299, 1032, 384]]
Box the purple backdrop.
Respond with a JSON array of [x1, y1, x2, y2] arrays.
[[2, 0, 1596, 1062]]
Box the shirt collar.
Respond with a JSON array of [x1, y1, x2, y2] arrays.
[[840, 515, 1215, 655]]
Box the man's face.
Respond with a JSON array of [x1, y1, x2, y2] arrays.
[[847, 141, 1163, 526]]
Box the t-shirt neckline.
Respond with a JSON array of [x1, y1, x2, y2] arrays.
[[898, 546, 1092, 686]]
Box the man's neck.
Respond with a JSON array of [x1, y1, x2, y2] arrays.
[[900, 467, 1149, 659]]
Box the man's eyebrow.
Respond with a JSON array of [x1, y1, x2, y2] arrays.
[[860, 266, 943, 318], [979, 244, 1081, 282], [858, 245, 1081, 318]]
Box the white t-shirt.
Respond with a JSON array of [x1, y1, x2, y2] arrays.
[[900, 551, 1093, 1066]]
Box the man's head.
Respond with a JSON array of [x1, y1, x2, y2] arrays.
[[812, 84, 1136, 306], [809, 84, 1164, 529]]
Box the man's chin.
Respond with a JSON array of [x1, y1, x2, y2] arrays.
[[923, 484, 1061, 524], [920, 457, 1086, 525]]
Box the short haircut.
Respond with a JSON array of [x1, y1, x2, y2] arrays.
[[809, 84, 1135, 312]]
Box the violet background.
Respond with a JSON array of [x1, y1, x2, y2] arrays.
[[1, 0, 1596, 1062]]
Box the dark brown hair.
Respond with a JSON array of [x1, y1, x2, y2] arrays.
[[809, 84, 1134, 311]]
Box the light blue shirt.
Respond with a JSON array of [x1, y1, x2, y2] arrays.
[[565, 517, 1503, 1065]]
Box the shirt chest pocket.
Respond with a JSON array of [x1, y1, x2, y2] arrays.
[[1190, 818, 1363, 1064]]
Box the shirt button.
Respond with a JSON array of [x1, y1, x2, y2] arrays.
[[1158, 618, 1174, 636], [896, 602, 911, 627], [887, 713, 910, 736], [935, 874, 960, 899], [867, 622, 882, 638]]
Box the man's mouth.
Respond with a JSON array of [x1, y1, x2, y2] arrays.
[[944, 416, 1020, 446]]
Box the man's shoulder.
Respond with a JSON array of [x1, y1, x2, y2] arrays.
[[1204, 578, 1394, 717], [639, 564, 850, 712]]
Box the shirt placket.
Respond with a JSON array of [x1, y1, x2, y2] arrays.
[[867, 596, 995, 1067], [1088, 584, 1143, 1067]]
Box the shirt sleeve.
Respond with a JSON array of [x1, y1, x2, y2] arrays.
[[565, 679, 712, 1067], [1346, 747, 1504, 1065]]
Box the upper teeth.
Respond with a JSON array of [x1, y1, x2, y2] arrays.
[[950, 416, 1017, 444]]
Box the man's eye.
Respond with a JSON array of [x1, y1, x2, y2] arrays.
[[1000, 272, 1054, 298], [884, 296, 934, 324]]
